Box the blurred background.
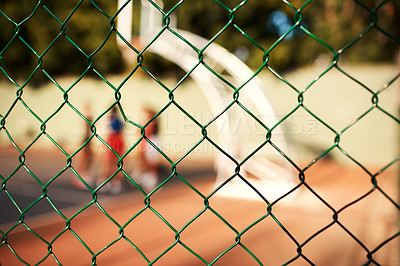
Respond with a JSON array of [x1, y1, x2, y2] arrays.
[[1, 0, 400, 265], [1, 0, 399, 164]]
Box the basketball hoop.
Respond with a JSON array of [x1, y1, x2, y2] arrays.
[[116, 0, 299, 201]]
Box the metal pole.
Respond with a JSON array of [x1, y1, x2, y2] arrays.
[[397, 49, 400, 261], [116, 0, 133, 47]]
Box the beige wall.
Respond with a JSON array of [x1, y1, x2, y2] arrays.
[[1, 64, 398, 166]]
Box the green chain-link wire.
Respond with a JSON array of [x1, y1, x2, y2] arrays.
[[1, 0, 400, 265]]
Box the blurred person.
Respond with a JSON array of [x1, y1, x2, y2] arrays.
[[135, 107, 161, 191], [98, 106, 125, 194], [73, 104, 94, 190]]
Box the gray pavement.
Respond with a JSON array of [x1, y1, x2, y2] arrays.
[[0, 146, 214, 225]]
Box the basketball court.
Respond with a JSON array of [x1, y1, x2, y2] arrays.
[[1, 1, 399, 265], [1, 151, 398, 265]]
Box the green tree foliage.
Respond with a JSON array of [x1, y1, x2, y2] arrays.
[[0, 0, 399, 84], [0, 0, 122, 85], [169, 0, 400, 71]]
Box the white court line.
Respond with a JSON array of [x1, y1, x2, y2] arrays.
[[0, 186, 143, 235], [4, 180, 100, 204]]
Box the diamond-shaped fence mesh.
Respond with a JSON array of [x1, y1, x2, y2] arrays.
[[1, 0, 400, 265]]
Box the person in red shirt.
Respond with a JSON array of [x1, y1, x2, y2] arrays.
[[98, 106, 125, 194]]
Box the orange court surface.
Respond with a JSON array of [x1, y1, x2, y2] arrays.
[[0, 148, 399, 265]]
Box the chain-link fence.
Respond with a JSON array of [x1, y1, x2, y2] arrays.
[[1, 0, 400, 265]]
